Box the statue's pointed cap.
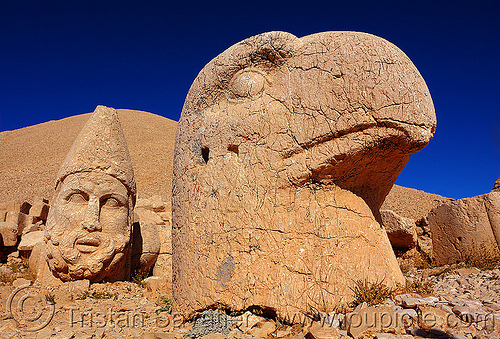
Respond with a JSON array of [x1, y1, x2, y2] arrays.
[[56, 105, 136, 197]]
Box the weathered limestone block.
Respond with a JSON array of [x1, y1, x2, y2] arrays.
[[152, 223, 172, 289], [417, 235, 433, 259], [0, 221, 19, 246], [429, 178, 500, 265], [135, 208, 165, 225], [135, 198, 154, 210], [149, 195, 166, 212], [135, 195, 169, 214], [22, 223, 40, 235], [5, 211, 20, 225], [35, 105, 137, 284], [131, 222, 160, 276], [380, 210, 417, 250], [28, 242, 44, 280], [172, 31, 436, 318], [144, 275, 171, 299], [0, 201, 30, 214], [133, 196, 172, 281], [30, 200, 49, 221], [18, 230, 44, 251], [20, 213, 36, 235], [5, 211, 35, 235]]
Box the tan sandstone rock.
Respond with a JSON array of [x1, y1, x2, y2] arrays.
[[131, 222, 161, 277], [380, 210, 417, 250], [143, 275, 170, 299], [5, 211, 21, 226], [0, 201, 30, 214], [5, 210, 37, 236], [132, 197, 170, 280], [29, 200, 49, 221], [18, 230, 44, 251], [0, 221, 19, 246], [172, 31, 436, 319], [152, 223, 173, 288], [306, 321, 340, 339], [429, 178, 500, 265], [135, 208, 165, 225], [417, 305, 459, 332]]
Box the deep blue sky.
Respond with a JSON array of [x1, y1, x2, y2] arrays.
[[0, 1, 498, 199]]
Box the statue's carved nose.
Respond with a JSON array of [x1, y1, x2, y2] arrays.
[[81, 198, 101, 232]]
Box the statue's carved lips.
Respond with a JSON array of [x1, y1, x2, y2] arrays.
[[76, 236, 100, 253]]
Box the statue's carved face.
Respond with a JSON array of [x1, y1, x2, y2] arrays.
[[45, 171, 132, 282]]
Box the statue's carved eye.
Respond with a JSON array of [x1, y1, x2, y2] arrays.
[[66, 192, 88, 203], [101, 197, 122, 208], [229, 69, 266, 99]]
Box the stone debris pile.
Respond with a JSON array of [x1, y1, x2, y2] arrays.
[[0, 198, 49, 258]]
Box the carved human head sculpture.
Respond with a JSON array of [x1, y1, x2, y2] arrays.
[[172, 32, 436, 319], [44, 106, 136, 282]]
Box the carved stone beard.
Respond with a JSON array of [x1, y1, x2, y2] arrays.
[[45, 225, 130, 282], [44, 187, 133, 283]]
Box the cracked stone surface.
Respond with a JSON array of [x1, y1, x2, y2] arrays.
[[172, 31, 436, 319], [429, 178, 500, 265]]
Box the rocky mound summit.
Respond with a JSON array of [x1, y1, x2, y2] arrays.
[[382, 185, 452, 221]]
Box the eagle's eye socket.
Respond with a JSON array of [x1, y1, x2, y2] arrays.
[[229, 69, 266, 98]]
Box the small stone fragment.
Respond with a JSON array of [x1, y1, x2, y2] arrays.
[[249, 321, 276, 338], [417, 305, 459, 331], [0, 222, 18, 246], [0, 266, 15, 283], [380, 210, 417, 250], [149, 195, 166, 212], [143, 276, 169, 300], [13, 277, 31, 287], [5, 211, 20, 226], [276, 326, 292, 338], [306, 321, 340, 339], [141, 333, 178, 339], [29, 201, 49, 221], [67, 279, 90, 297], [18, 230, 44, 251]]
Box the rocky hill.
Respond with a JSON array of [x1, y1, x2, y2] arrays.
[[382, 185, 453, 220]]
